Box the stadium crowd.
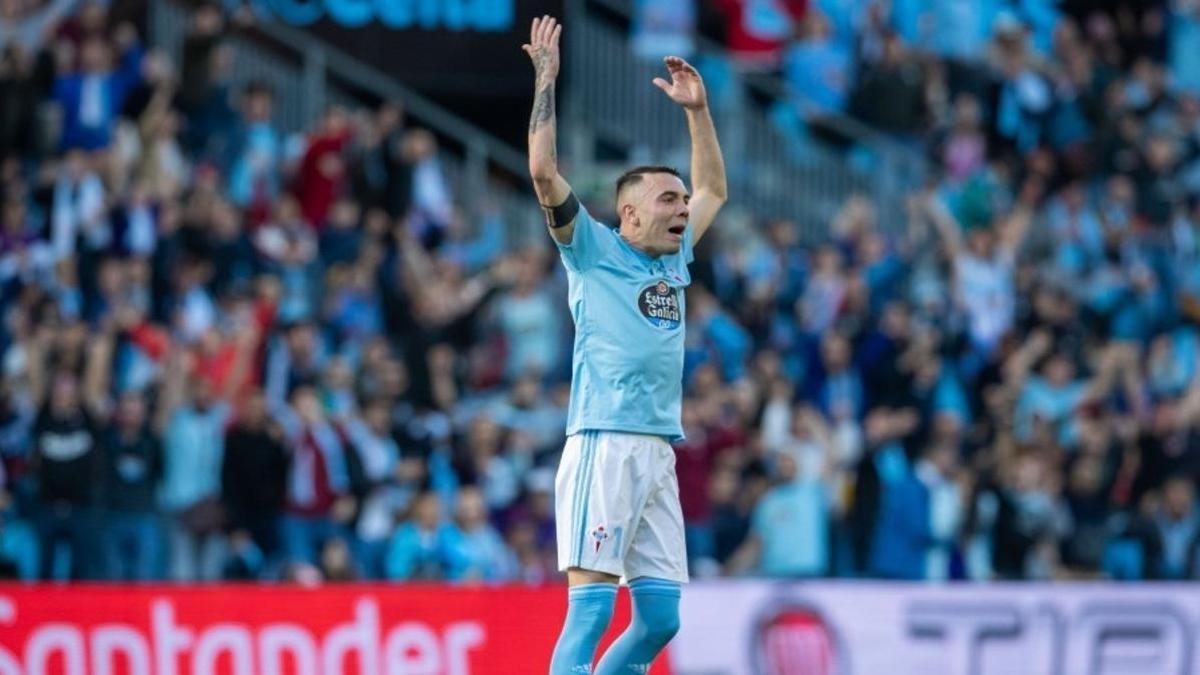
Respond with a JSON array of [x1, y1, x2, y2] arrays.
[[0, 0, 1198, 585]]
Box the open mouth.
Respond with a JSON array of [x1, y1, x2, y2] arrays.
[[668, 225, 685, 236]]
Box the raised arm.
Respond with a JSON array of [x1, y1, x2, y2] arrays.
[[998, 178, 1043, 258], [1082, 342, 1137, 402], [1002, 329, 1053, 390], [154, 343, 187, 434], [523, 16, 576, 246], [82, 325, 115, 419], [924, 191, 964, 260], [653, 57, 727, 243], [219, 324, 261, 402]]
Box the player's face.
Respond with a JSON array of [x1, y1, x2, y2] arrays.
[[626, 173, 690, 256]]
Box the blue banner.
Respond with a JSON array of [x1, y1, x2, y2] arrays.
[[244, 0, 515, 31], [235, 0, 562, 97]]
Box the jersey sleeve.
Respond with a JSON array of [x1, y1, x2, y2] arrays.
[[682, 222, 696, 265], [554, 205, 616, 272]]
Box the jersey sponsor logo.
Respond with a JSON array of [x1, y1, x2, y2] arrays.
[[638, 281, 682, 330]]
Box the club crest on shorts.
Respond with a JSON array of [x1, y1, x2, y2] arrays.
[[638, 281, 681, 330], [591, 525, 610, 553]]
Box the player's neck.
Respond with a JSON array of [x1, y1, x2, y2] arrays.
[[618, 229, 661, 259]]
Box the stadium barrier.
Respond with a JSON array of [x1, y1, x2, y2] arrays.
[[675, 580, 1200, 675], [1, 582, 1197, 674]]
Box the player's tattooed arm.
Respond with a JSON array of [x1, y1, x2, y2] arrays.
[[528, 38, 556, 137], [523, 15, 575, 242]]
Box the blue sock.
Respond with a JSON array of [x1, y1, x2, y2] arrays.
[[594, 578, 681, 674], [550, 583, 617, 674]]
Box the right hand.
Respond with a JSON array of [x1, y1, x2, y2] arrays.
[[522, 15, 561, 83]]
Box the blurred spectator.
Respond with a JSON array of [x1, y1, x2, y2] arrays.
[[491, 250, 558, 380], [343, 396, 406, 578], [221, 389, 287, 567], [728, 407, 835, 577], [46, 149, 106, 262], [632, 0, 696, 60], [29, 366, 101, 580], [975, 451, 1071, 580], [1153, 475, 1200, 579], [350, 102, 411, 220], [158, 324, 255, 580], [295, 105, 353, 228], [53, 23, 142, 151], [318, 198, 364, 267], [385, 491, 465, 580], [869, 445, 932, 580], [934, 94, 988, 184], [713, 0, 807, 70], [179, 3, 241, 160], [926, 185, 1033, 358], [918, 441, 967, 581], [115, 49, 187, 202], [227, 80, 280, 216], [449, 486, 514, 582], [847, 30, 928, 141], [403, 128, 453, 248], [0, 42, 53, 162], [782, 11, 851, 118], [1172, 1, 1200, 94], [100, 388, 164, 581], [276, 383, 356, 568]]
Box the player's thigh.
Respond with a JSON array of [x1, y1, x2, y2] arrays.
[[565, 567, 621, 587], [624, 445, 688, 584], [556, 431, 641, 577], [554, 434, 593, 551]]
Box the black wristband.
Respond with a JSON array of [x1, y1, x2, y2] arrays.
[[542, 191, 580, 229]]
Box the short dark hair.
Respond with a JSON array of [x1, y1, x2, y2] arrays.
[[615, 165, 681, 203]]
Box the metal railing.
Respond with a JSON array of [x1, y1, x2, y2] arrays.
[[148, 1, 544, 248], [149, 0, 926, 246], [566, 0, 927, 238]]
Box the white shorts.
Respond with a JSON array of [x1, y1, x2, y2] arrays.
[[555, 430, 688, 584]]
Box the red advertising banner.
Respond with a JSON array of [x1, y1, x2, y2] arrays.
[[0, 585, 673, 675]]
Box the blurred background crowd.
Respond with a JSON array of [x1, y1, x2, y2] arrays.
[[1, 0, 1199, 585]]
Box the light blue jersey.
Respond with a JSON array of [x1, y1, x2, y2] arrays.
[[557, 206, 693, 440]]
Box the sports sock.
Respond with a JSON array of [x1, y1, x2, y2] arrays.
[[549, 582, 618, 674], [594, 577, 681, 674]]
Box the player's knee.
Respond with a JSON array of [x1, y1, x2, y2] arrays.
[[576, 603, 616, 639], [630, 583, 681, 646], [643, 612, 680, 645], [567, 584, 617, 638]]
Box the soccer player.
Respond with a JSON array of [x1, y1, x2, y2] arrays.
[[522, 15, 727, 674]]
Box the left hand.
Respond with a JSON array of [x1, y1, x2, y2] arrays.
[[653, 56, 707, 110]]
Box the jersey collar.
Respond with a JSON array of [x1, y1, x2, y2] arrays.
[[615, 228, 662, 266]]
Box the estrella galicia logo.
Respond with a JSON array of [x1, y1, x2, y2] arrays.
[[638, 281, 681, 330]]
